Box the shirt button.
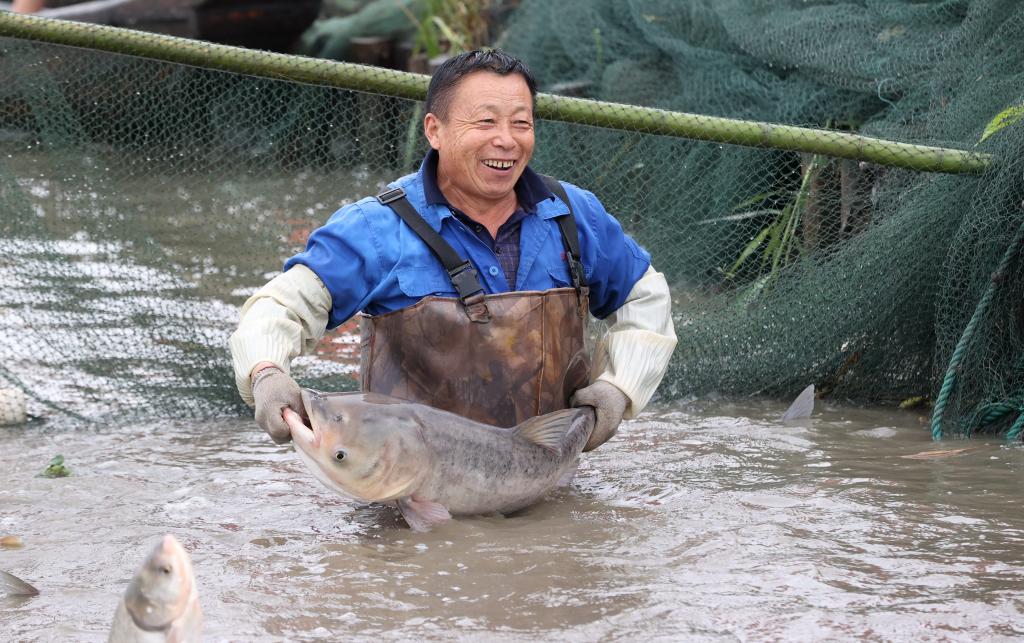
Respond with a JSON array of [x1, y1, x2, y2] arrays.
[[475, 225, 484, 233], [488, 266, 500, 276]]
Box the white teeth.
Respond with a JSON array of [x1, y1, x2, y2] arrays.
[[483, 160, 514, 169]]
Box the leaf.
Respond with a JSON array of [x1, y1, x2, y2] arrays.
[[431, 16, 467, 53], [697, 209, 782, 225], [39, 454, 71, 478], [765, 207, 790, 272], [731, 190, 785, 212], [898, 396, 928, 410], [726, 224, 772, 278], [979, 104, 1024, 143]]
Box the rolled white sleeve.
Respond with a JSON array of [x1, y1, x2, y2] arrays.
[[229, 264, 332, 406], [591, 266, 677, 418]]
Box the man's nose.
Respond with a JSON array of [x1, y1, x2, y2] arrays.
[[491, 122, 517, 148]]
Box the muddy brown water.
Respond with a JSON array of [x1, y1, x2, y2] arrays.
[[1, 150, 1022, 640], [2, 401, 1023, 641]]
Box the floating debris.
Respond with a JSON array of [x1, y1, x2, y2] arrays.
[[900, 448, 977, 460], [39, 454, 71, 478]]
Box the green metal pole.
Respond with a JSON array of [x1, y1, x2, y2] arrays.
[[0, 11, 994, 175]]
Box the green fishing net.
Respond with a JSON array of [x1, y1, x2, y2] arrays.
[[1, 1, 1022, 439]]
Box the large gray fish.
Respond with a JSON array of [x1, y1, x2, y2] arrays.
[[108, 534, 202, 643], [284, 390, 595, 532]]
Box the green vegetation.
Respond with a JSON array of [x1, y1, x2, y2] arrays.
[[39, 455, 71, 478], [405, 0, 492, 57], [979, 102, 1024, 143], [722, 155, 825, 289]]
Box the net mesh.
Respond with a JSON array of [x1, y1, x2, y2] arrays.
[[1, 2, 1023, 438]]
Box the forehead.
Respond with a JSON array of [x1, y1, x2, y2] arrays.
[[449, 71, 533, 114]]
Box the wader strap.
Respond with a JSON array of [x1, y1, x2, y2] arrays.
[[540, 175, 588, 300], [376, 187, 488, 316]]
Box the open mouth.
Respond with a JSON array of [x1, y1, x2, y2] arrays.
[[283, 408, 318, 448], [481, 159, 516, 172]]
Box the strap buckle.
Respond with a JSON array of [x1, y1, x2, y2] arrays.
[[376, 187, 406, 205], [448, 261, 485, 301], [566, 254, 585, 293]]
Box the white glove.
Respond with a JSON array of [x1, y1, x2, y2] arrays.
[[571, 380, 629, 451], [251, 365, 303, 444]]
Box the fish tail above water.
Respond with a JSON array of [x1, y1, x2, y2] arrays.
[[0, 569, 39, 597]]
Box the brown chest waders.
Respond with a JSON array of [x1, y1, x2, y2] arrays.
[[359, 176, 591, 428]]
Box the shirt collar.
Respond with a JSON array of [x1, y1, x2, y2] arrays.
[[419, 149, 553, 214]]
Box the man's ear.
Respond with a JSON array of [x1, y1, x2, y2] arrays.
[[423, 112, 442, 150]]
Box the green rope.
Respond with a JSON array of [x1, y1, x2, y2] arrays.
[[0, 11, 994, 175], [931, 218, 1024, 439], [1007, 413, 1024, 440], [967, 402, 1016, 432]]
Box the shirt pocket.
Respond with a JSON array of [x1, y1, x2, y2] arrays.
[[396, 266, 459, 298], [547, 264, 573, 288]]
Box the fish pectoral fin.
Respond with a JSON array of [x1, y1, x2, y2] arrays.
[[513, 408, 585, 455], [396, 497, 452, 532], [556, 461, 579, 488]]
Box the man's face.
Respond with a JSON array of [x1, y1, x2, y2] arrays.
[[424, 71, 535, 207]]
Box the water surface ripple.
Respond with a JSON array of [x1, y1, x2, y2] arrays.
[[1, 401, 1022, 641]]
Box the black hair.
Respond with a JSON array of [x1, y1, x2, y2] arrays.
[[425, 49, 538, 121]]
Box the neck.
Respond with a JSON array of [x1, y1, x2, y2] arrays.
[[438, 178, 518, 237]]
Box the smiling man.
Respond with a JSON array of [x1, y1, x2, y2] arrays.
[[230, 50, 677, 452]]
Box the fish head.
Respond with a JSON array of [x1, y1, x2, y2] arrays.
[[122, 534, 198, 631], [287, 389, 429, 502]]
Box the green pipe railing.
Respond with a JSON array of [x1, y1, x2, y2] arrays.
[[0, 11, 994, 175]]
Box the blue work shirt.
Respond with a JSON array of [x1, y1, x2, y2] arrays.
[[285, 151, 652, 329]]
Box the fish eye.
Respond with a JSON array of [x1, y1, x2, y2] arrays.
[[331, 413, 344, 423], [334, 449, 347, 462], [159, 565, 172, 575]]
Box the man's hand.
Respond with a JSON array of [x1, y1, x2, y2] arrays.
[[251, 365, 303, 444], [571, 380, 630, 452]]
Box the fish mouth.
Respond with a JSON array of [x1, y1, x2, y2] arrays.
[[285, 394, 319, 450]]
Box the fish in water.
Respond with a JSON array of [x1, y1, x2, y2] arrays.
[[108, 534, 202, 643], [285, 390, 596, 532], [1, 569, 38, 597], [781, 384, 815, 421]]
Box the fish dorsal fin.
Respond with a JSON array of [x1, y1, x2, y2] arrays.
[[781, 384, 815, 421], [513, 408, 582, 455]]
